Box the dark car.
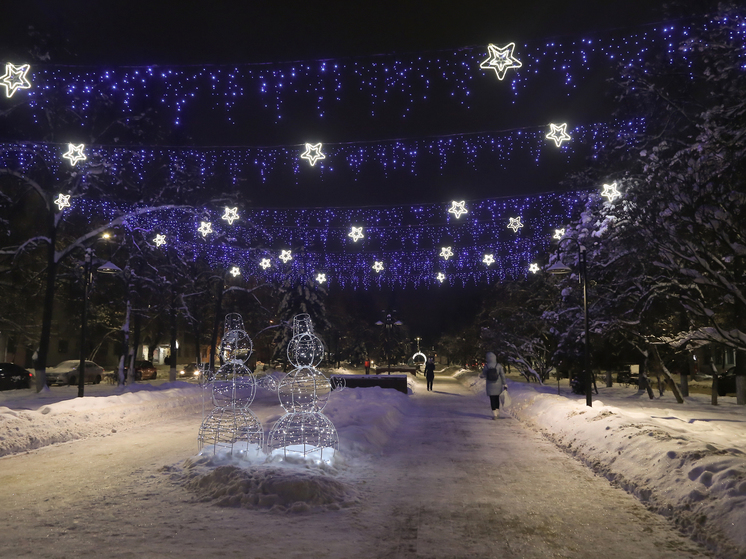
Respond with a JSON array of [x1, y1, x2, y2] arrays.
[[717, 367, 737, 396], [133, 360, 157, 381], [0, 363, 33, 390], [178, 363, 202, 382]]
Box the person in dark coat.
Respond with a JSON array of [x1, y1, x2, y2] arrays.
[[480, 351, 507, 419], [424, 356, 435, 391]]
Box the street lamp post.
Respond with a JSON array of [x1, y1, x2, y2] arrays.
[[547, 242, 593, 407]]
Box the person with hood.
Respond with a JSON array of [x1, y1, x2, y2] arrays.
[[481, 351, 507, 419], [424, 356, 435, 391]]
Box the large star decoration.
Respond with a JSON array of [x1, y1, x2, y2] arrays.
[[601, 182, 621, 202], [0, 63, 32, 98], [348, 226, 364, 242], [300, 143, 326, 166], [448, 200, 468, 219], [260, 258, 272, 269], [197, 221, 213, 237], [507, 217, 524, 232], [54, 193, 71, 211], [153, 234, 166, 247], [436, 272, 446, 283], [222, 206, 239, 225], [440, 246, 454, 260], [229, 266, 241, 277], [316, 273, 327, 284], [279, 250, 293, 263], [553, 228, 566, 240], [372, 261, 384, 273], [483, 254, 495, 266], [528, 263, 540, 274], [62, 143, 87, 166], [545, 123, 572, 147], [479, 43, 523, 81]]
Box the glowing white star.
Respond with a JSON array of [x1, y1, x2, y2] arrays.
[[316, 273, 327, 284], [601, 182, 621, 202], [448, 200, 468, 219], [54, 193, 71, 211], [222, 206, 239, 225], [348, 226, 364, 242], [372, 261, 384, 273], [300, 143, 326, 166], [479, 43, 523, 80], [62, 144, 87, 166], [279, 250, 293, 263], [153, 234, 166, 247], [546, 123, 572, 147], [197, 221, 213, 237], [440, 246, 454, 260], [260, 258, 271, 269], [507, 217, 524, 232], [436, 272, 446, 283], [483, 254, 495, 266], [0, 63, 32, 98], [529, 263, 540, 274], [553, 228, 565, 240], [229, 266, 241, 277]]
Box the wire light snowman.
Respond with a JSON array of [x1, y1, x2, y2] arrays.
[[266, 313, 340, 464], [198, 313, 264, 458]]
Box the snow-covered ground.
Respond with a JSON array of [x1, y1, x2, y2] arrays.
[[0, 369, 744, 557]]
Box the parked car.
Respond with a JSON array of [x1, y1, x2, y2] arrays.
[[46, 360, 104, 386], [717, 367, 737, 396], [125, 360, 157, 381], [179, 363, 202, 381], [0, 363, 33, 390]]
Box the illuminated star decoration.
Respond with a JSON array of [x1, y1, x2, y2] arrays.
[[483, 254, 495, 266], [153, 234, 166, 247], [54, 193, 71, 211], [300, 143, 326, 166], [279, 250, 293, 263], [0, 63, 32, 98], [479, 43, 523, 81], [348, 226, 364, 242], [601, 182, 621, 202], [448, 200, 468, 219], [528, 263, 540, 274], [197, 221, 213, 237], [553, 228, 566, 240], [545, 123, 572, 147], [440, 246, 454, 260], [62, 143, 87, 166], [316, 273, 327, 284], [222, 206, 239, 225], [436, 272, 446, 283], [372, 261, 384, 273], [507, 217, 524, 232], [229, 266, 241, 277], [260, 258, 271, 269]]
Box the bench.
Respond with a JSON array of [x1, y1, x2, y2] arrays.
[[331, 374, 408, 394], [373, 366, 418, 375]]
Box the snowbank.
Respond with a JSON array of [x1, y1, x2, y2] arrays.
[[461, 372, 746, 558]]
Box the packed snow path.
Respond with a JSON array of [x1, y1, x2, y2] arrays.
[[0, 375, 712, 558]]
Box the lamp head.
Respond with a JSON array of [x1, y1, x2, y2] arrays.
[[546, 260, 571, 276], [97, 261, 122, 274]]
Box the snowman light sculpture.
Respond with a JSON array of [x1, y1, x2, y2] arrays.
[[266, 313, 339, 464], [198, 313, 264, 458]]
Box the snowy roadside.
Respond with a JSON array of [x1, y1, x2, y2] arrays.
[[457, 370, 746, 559]]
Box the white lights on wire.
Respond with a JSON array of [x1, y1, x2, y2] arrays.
[[222, 206, 239, 225], [153, 234, 166, 247], [348, 226, 364, 242], [316, 273, 327, 284], [483, 254, 495, 266], [545, 123, 571, 147], [440, 246, 454, 260], [0, 63, 31, 97], [279, 250, 293, 263], [507, 217, 524, 232], [553, 228, 565, 240], [260, 258, 272, 269], [436, 272, 446, 283], [300, 142, 326, 166], [448, 200, 468, 219], [372, 261, 384, 273], [528, 263, 540, 274], [53, 194, 71, 211], [479, 43, 522, 81], [197, 221, 213, 237], [62, 143, 86, 166], [229, 266, 241, 277], [601, 182, 621, 202]]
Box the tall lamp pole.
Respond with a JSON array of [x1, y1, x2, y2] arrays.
[[78, 249, 92, 398], [547, 242, 593, 407]]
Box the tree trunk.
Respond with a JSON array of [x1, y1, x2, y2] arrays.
[[209, 277, 224, 373], [129, 312, 141, 384], [34, 213, 57, 392], [169, 289, 178, 382], [652, 346, 684, 404], [119, 297, 131, 386]]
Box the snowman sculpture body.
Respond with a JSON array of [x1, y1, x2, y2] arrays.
[[266, 313, 339, 464], [198, 313, 264, 458]]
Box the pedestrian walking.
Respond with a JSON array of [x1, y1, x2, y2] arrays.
[[481, 351, 507, 419], [424, 356, 435, 391], [364, 359, 371, 375]]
